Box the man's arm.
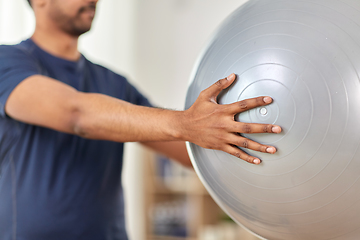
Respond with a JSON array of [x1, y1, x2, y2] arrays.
[[5, 73, 281, 164]]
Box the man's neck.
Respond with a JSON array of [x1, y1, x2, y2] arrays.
[[31, 26, 81, 62]]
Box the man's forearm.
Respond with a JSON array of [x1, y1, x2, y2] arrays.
[[73, 92, 186, 142]]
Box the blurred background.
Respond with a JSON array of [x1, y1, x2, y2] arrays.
[[0, 0, 261, 239]]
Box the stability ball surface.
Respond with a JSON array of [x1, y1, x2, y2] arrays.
[[185, 0, 360, 239]]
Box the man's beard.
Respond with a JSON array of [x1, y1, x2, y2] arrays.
[[49, 2, 96, 37]]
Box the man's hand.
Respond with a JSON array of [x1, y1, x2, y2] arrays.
[[181, 73, 282, 165]]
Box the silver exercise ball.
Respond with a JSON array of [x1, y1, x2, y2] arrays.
[[185, 0, 360, 239]]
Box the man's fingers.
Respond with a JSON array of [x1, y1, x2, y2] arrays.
[[228, 134, 277, 154], [228, 96, 273, 114], [224, 134, 279, 164], [202, 73, 236, 101], [224, 145, 261, 164], [232, 122, 282, 134]]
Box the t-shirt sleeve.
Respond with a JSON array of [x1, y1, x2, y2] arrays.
[[0, 45, 40, 117], [125, 81, 153, 107], [108, 70, 152, 107]]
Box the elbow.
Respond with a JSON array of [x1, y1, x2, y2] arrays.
[[70, 95, 93, 139], [73, 120, 91, 139], [69, 92, 109, 140], [71, 109, 96, 139]]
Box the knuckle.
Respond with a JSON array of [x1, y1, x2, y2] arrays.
[[213, 106, 225, 115], [260, 145, 268, 152], [262, 124, 273, 133], [219, 124, 228, 131], [241, 155, 253, 163], [215, 141, 226, 150], [215, 79, 224, 87], [257, 97, 265, 105], [211, 140, 223, 149], [222, 105, 233, 114], [263, 125, 270, 133], [238, 101, 248, 110], [242, 124, 251, 133], [216, 133, 228, 143], [245, 156, 254, 163], [242, 140, 249, 149]]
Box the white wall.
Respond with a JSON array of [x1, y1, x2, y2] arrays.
[[132, 0, 248, 109], [0, 0, 34, 43], [0, 0, 248, 239]]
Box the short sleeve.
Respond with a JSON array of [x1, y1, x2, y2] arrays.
[[0, 45, 40, 117], [125, 80, 153, 108]]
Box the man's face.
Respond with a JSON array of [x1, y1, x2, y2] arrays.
[[47, 0, 98, 36]]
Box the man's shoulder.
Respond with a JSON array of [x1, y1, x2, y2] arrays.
[[0, 43, 20, 54], [0, 40, 34, 58]]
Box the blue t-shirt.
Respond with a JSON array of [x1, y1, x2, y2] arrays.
[[0, 39, 151, 240]]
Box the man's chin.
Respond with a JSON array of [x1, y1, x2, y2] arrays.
[[67, 25, 92, 37], [67, 16, 94, 36]]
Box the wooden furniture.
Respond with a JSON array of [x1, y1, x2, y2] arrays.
[[144, 153, 260, 240]]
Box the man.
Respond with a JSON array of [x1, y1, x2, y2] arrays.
[[0, 0, 282, 239]]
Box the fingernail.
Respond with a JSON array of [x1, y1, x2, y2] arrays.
[[263, 97, 272, 103], [266, 147, 276, 154], [253, 158, 261, 164], [272, 126, 281, 133], [226, 73, 235, 81]]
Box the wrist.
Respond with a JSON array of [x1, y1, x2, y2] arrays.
[[170, 110, 189, 142]]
